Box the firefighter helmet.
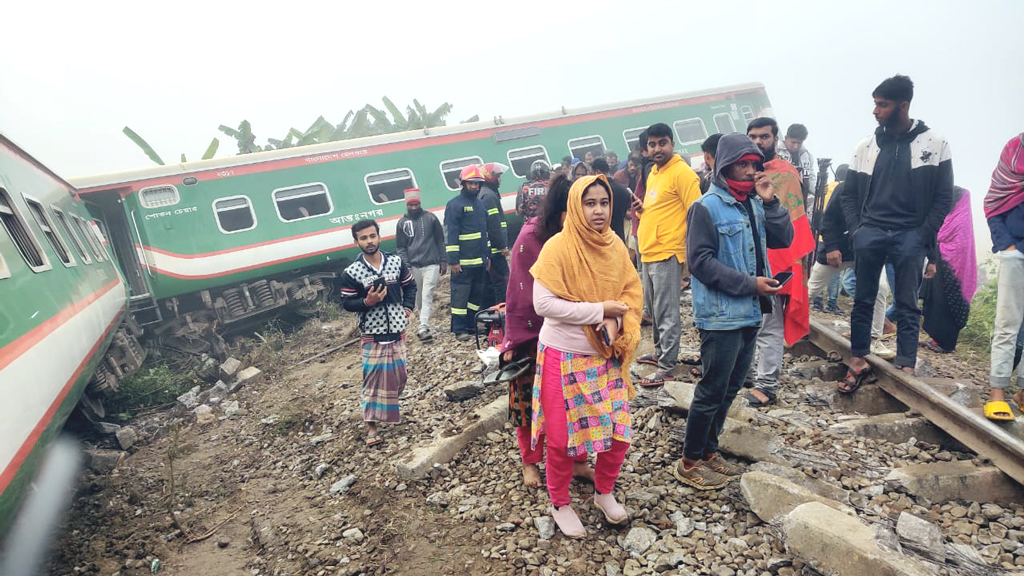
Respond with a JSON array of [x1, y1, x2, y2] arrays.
[[459, 164, 486, 184]]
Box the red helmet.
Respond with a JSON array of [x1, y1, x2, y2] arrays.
[[459, 164, 486, 183], [481, 162, 509, 183]]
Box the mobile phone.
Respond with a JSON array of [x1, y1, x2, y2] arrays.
[[372, 277, 386, 291], [773, 271, 793, 287], [600, 325, 611, 346]]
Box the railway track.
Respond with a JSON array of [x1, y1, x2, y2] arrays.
[[806, 317, 1024, 487]]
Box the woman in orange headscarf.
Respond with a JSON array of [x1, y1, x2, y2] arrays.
[[529, 174, 643, 537]]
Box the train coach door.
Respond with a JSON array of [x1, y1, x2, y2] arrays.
[[84, 192, 150, 299]]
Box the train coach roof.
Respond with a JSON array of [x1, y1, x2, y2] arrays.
[[70, 82, 765, 191], [0, 134, 78, 193]]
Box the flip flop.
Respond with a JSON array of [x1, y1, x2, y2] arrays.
[[636, 354, 659, 367], [923, 340, 953, 354], [639, 370, 670, 387], [679, 356, 702, 366], [743, 390, 776, 407], [689, 367, 703, 378], [365, 433, 383, 446], [984, 401, 1015, 422], [838, 365, 873, 394]]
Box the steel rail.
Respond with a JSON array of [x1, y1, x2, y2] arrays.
[[807, 318, 1024, 486]]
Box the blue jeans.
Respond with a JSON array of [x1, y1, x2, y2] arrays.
[[851, 226, 925, 369]]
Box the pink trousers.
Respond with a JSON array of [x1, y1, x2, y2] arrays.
[[539, 346, 629, 507]]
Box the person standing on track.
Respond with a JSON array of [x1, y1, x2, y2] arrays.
[[840, 74, 953, 392], [445, 165, 492, 341], [678, 134, 793, 488], [395, 187, 446, 342], [481, 162, 511, 306], [338, 219, 417, 446]]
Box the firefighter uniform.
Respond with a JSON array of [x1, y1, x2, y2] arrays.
[[444, 180, 492, 336]]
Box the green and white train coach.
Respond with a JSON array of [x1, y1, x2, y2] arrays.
[[71, 82, 773, 352]]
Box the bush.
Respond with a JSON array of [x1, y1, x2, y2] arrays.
[[106, 363, 199, 421], [960, 278, 998, 353]]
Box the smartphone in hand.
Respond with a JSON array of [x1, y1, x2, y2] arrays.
[[773, 271, 794, 287], [600, 325, 611, 346]]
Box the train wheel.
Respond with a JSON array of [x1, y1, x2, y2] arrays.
[[77, 392, 106, 423], [157, 318, 212, 355], [287, 279, 329, 318]]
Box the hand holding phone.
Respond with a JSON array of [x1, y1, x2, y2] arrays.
[[773, 271, 793, 287]]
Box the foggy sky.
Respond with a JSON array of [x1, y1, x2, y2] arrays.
[[1, 0, 1021, 264]]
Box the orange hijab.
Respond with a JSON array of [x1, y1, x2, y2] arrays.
[[530, 175, 643, 396]]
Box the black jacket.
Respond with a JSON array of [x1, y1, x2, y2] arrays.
[[396, 210, 445, 268], [818, 181, 853, 264], [479, 183, 509, 254], [338, 252, 416, 340], [840, 120, 953, 261]]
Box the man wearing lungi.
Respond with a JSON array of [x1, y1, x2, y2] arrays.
[[339, 219, 417, 446]]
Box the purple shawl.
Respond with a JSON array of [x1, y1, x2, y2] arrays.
[[984, 133, 1024, 218], [501, 218, 544, 351], [938, 187, 978, 302]]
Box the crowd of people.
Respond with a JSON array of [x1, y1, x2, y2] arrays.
[[334, 73, 1022, 537]]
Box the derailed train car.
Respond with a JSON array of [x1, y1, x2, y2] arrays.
[[71, 83, 773, 354]]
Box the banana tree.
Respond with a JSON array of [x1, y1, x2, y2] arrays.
[[218, 120, 261, 154], [123, 126, 219, 165]]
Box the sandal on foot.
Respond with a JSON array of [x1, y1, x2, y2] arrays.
[[923, 340, 953, 354], [639, 370, 670, 388], [743, 389, 776, 407], [838, 365, 873, 394], [689, 366, 703, 378], [984, 401, 1015, 422], [365, 433, 383, 447], [636, 353, 658, 367], [551, 505, 586, 538], [594, 493, 629, 525], [672, 460, 729, 490]]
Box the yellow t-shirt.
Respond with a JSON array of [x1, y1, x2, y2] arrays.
[[637, 154, 702, 264]]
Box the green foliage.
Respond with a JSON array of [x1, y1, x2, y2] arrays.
[[960, 278, 998, 353], [107, 363, 197, 421], [123, 126, 220, 166]]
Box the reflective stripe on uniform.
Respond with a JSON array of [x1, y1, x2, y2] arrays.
[[458, 232, 482, 240], [446, 245, 460, 252], [460, 257, 483, 266], [451, 308, 468, 315], [487, 208, 499, 215], [491, 248, 502, 254], [500, 222, 507, 227], [467, 303, 480, 311]]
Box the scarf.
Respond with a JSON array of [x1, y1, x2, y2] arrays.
[[763, 158, 816, 345], [938, 187, 978, 302], [530, 175, 643, 397], [985, 133, 1024, 219], [725, 178, 753, 201]]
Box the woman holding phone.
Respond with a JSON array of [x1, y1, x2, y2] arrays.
[[529, 174, 643, 537]]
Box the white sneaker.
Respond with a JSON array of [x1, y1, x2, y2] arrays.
[[871, 341, 896, 360]]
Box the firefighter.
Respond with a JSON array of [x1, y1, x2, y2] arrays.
[[444, 165, 492, 341], [480, 162, 511, 306]]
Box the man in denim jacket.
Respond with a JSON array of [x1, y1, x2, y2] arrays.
[[673, 133, 794, 490]]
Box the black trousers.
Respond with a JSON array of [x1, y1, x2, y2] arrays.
[[487, 255, 510, 307], [683, 326, 759, 461], [450, 267, 490, 334], [851, 225, 925, 368]]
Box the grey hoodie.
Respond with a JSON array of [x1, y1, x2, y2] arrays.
[[396, 209, 445, 268]]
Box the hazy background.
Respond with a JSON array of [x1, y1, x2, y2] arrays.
[[2, 0, 1021, 263]]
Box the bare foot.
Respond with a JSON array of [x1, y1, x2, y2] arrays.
[[522, 464, 541, 488], [848, 356, 870, 373], [572, 461, 595, 484], [990, 388, 1007, 402], [748, 389, 770, 403], [901, 366, 914, 375]]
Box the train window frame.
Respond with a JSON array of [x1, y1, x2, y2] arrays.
[[739, 106, 756, 127], [23, 194, 75, 267], [212, 195, 258, 234], [439, 156, 484, 191], [271, 182, 334, 223], [566, 135, 606, 162], [505, 145, 549, 179], [0, 187, 52, 273], [364, 168, 417, 205], [139, 185, 181, 209], [50, 205, 91, 264], [0, 244, 8, 279], [622, 126, 647, 153], [673, 118, 709, 146], [71, 214, 105, 261], [713, 113, 737, 134]]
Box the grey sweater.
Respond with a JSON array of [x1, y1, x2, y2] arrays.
[[396, 210, 445, 268]]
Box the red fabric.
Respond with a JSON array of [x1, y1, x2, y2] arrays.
[[517, 426, 543, 465], [764, 158, 815, 345], [540, 347, 628, 505], [725, 178, 754, 201]]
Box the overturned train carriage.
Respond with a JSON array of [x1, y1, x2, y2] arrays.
[[70, 83, 773, 354]]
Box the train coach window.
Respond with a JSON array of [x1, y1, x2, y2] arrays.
[[213, 196, 257, 233], [674, 118, 708, 146], [273, 183, 333, 222], [0, 246, 8, 279], [440, 157, 483, 191], [72, 215, 104, 261], [24, 197, 73, 266], [506, 146, 549, 178], [365, 169, 415, 204], [567, 136, 606, 162], [740, 106, 756, 127], [0, 188, 50, 272], [713, 113, 737, 134], [51, 206, 91, 264], [140, 185, 180, 209], [623, 127, 646, 153]]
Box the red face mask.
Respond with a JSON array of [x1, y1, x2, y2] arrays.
[[724, 178, 754, 201]]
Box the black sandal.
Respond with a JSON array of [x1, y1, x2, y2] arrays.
[[743, 389, 776, 407], [838, 365, 873, 394]]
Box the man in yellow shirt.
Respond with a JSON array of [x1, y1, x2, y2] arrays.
[[633, 122, 704, 386]]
